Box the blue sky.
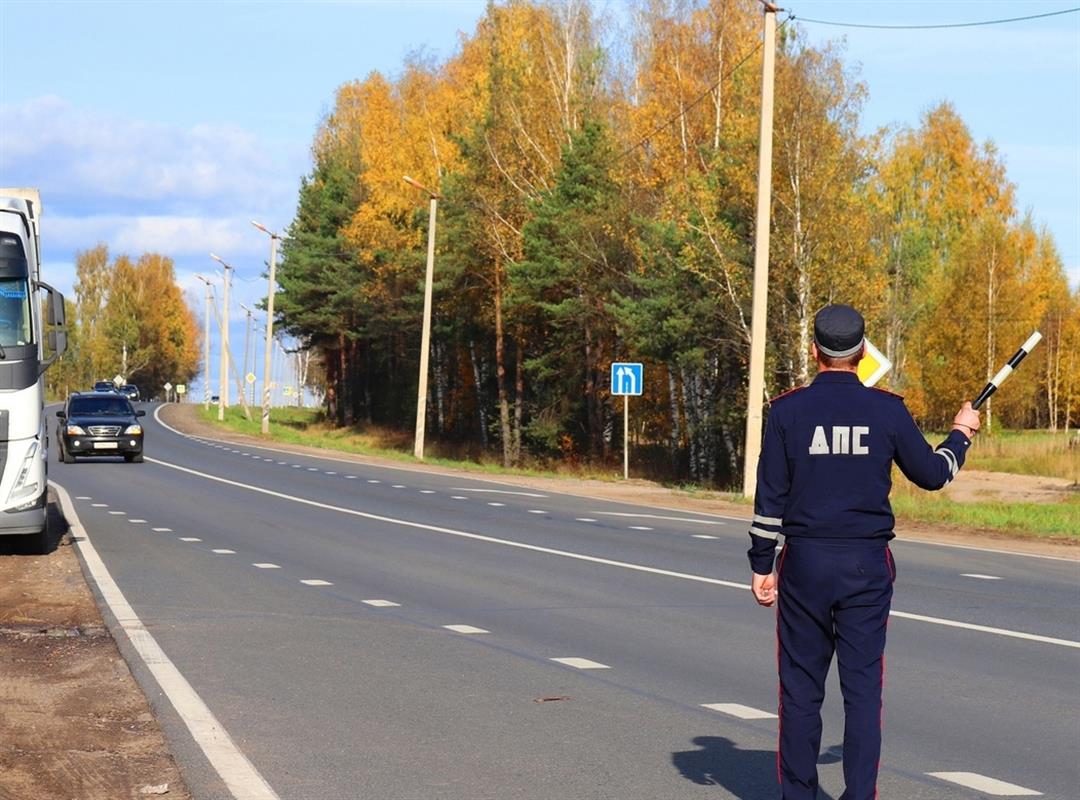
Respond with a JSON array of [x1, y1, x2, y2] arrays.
[[1, 0, 1077, 394]]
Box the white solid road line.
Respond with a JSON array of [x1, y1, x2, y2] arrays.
[[443, 624, 490, 634], [253, 563, 281, 569], [551, 657, 610, 670], [702, 703, 777, 720], [156, 406, 1077, 562], [595, 512, 726, 526], [961, 573, 1003, 580], [362, 599, 400, 608], [300, 579, 333, 586], [50, 482, 280, 800], [927, 772, 1042, 796], [142, 457, 1080, 650]]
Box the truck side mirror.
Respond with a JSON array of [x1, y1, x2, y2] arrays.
[[47, 329, 67, 355], [49, 289, 66, 327]]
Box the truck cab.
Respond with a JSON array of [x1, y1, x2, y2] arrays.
[[0, 189, 67, 551]]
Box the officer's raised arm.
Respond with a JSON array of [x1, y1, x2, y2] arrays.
[[894, 400, 980, 490]]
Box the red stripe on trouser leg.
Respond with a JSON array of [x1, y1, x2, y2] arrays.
[[775, 544, 788, 788]]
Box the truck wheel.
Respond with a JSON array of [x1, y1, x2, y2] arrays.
[[61, 445, 75, 464]]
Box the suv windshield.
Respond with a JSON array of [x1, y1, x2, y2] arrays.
[[69, 396, 134, 416], [0, 278, 32, 347]]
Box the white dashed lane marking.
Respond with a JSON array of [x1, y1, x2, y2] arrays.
[[362, 599, 400, 608], [152, 528, 172, 532], [692, 535, 719, 540], [179, 537, 202, 542], [367, 480, 380, 484], [212, 549, 236, 555], [487, 502, 505, 507], [702, 703, 777, 720], [443, 625, 490, 634], [253, 563, 281, 569], [629, 526, 653, 531], [450, 488, 547, 498], [527, 510, 546, 514], [300, 579, 333, 586], [420, 490, 435, 494], [108, 511, 126, 516], [392, 485, 406, 489], [277, 461, 287, 465], [292, 465, 301, 469], [926, 772, 1042, 796], [307, 467, 318, 472], [451, 496, 467, 500], [961, 573, 1003, 581], [551, 657, 610, 670], [575, 517, 597, 522], [129, 519, 147, 524], [346, 476, 357, 479], [595, 512, 726, 526], [91, 503, 108, 507], [325, 471, 337, 475], [76, 496, 91, 500]]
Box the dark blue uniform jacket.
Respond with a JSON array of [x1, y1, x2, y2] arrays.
[[748, 371, 971, 575]]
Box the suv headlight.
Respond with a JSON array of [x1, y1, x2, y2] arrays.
[[7, 442, 40, 504], [124, 424, 143, 435], [66, 424, 87, 435]]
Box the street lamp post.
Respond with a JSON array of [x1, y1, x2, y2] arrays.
[[210, 253, 233, 421], [240, 303, 253, 406], [195, 275, 212, 410], [403, 175, 439, 460], [251, 221, 281, 435]]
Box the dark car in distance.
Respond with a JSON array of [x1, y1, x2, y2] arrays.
[[56, 392, 145, 463], [119, 384, 140, 401], [93, 380, 117, 393]]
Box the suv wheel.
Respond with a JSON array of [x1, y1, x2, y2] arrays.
[[61, 444, 75, 464]]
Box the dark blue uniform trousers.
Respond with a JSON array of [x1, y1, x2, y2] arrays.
[[776, 539, 895, 800]]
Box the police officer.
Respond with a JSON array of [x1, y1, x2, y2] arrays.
[[747, 304, 980, 800]]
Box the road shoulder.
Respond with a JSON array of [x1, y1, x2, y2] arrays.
[[0, 492, 192, 800]]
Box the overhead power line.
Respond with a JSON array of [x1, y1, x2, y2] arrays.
[[793, 6, 1080, 30]]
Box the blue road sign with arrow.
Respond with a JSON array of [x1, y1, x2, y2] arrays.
[[611, 362, 643, 396]]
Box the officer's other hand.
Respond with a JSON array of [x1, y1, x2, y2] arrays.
[[952, 401, 981, 436], [752, 572, 777, 607]]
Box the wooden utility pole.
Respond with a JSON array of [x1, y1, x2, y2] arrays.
[[741, 3, 779, 497]]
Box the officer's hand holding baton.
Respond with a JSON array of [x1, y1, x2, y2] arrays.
[[951, 401, 981, 438]]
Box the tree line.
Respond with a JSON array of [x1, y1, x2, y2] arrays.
[[275, 0, 1079, 486], [46, 245, 201, 400]]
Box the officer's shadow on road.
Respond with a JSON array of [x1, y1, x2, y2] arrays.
[[672, 736, 838, 800]]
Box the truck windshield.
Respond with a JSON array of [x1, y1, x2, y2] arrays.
[[0, 278, 32, 347]]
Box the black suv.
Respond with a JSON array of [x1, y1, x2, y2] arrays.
[[57, 392, 145, 463], [119, 384, 140, 401], [93, 380, 117, 393]]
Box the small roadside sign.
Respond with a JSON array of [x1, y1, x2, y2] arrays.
[[113, 374, 125, 385], [858, 339, 892, 388], [610, 362, 643, 396], [176, 384, 186, 395], [245, 372, 256, 384], [283, 386, 292, 396], [163, 382, 173, 391]]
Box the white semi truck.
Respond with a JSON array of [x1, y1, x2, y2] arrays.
[[0, 189, 67, 551]]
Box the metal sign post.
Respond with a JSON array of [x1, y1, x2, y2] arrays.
[[610, 362, 643, 480]]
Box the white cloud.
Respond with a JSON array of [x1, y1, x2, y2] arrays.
[[0, 96, 301, 215]]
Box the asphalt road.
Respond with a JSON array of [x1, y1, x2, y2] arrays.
[[48, 403, 1080, 800]]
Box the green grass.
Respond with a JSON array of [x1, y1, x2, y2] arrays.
[[891, 492, 1080, 539], [927, 428, 1080, 483], [196, 407, 1073, 539], [196, 405, 747, 504]]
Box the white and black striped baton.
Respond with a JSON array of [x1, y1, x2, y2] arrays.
[[972, 331, 1043, 410]]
